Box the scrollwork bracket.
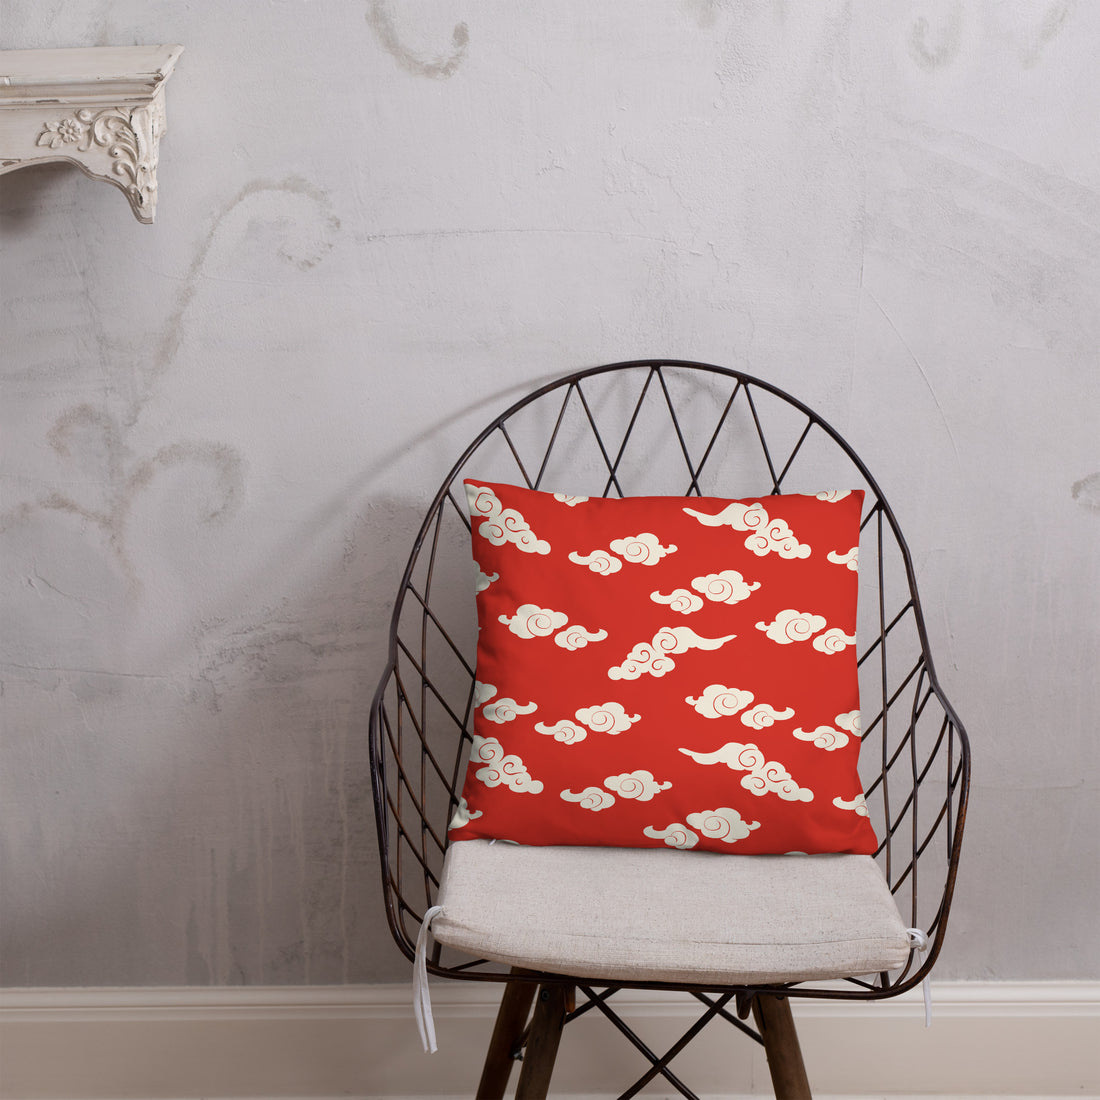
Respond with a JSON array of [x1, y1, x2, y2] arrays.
[[1, 45, 182, 224]]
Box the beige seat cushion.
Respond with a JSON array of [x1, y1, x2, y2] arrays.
[[434, 839, 911, 986]]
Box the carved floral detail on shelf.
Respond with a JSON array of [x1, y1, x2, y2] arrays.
[[1, 45, 181, 222], [34, 104, 162, 222], [37, 115, 87, 146]]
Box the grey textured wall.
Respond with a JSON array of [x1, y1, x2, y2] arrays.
[[1, 1, 1097, 987]]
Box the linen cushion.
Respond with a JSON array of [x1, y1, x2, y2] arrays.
[[452, 480, 876, 855], [434, 839, 911, 985]]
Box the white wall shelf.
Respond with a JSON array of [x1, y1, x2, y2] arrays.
[[0, 44, 183, 224]]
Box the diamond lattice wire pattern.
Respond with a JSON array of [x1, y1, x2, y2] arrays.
[[371, 361, 968, 997]]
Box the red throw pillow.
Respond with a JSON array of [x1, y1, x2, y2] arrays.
[[449, 480, 877, 855]]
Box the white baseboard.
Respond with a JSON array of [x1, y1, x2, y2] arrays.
[[0, 980, 1096, 1099]]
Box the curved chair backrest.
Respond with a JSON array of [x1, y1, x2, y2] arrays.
[[370, 360, 970, 998]]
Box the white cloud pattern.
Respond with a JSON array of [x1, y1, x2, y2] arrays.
[[475, 566, 499, 593], [812, 627, 856, 655], [608, 532, 677, 565], [650, 588, 704, 615], [534, 719, 587, 744], [604, 770, 671, 801], [609, 626, 736, 680], [535, 701, 639, 742], [756, 609, 827, 645], [561, 786, 615, 811], [685, 807, 761, 843], [833, 793, 870, 817], [471, 736, 543, 793], [482, 698, 537, 724], [576, 701, 640, 734], [827, 546, 859, 572], [472, 681, 496, 707], [835, 711, 861, 736], [815, 490, 852, 502], [553, 624, 609, 650], [685, 684, 754, 718], [499, 604, 569, 638], [449, 796, 483, 829], [793, 725, 849, 751], [553, 493, 588, 506], [683, 500, 767, 530], [691, 570, 761, 605], [739, 760, 813, 801], [568, 548, 623, 574], [683, 501, 810, 558], [741, 702, 795, 729], [466, 484, 550, 555], [643, 823, 699, 849], [569, 532, 675, 574], [746, 517, 811, 559], [679, 742, 813, 802]]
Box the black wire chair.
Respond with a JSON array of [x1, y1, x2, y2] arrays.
[[370, 360, 970, 1098]]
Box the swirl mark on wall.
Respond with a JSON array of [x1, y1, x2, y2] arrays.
[[3, 177, 337, 588], [366, 1, 468, 79], [908, 5, 963, 71]]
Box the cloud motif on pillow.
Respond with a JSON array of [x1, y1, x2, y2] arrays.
[[827, 546, 859, 571], [568, 548, 623, 574], [475, 567, 499, 593], [499, 604, 569, 638], [756, 609, 827, 644], [533, 701, 639, 743], [575, 702, 640, 734], [793, 711, 860, 751], [449, 796, 483, 829], [643, 822, 699, 849], [741, 702, 796, 729], [686, 683, 754, 718], [833, 793, 870, 817], [571, 532, 675, 572], [692, 570, 761, 604], [686, 807, 761, 842], [679, 742, 814, 802], [467, 484, 551, 555], [471, 736, 543, 793], [683, 501, 811, 559], [482, 698, 537, 724], [473, 681, 496, 707], [534, 718, 588, 744], [452, 480, 876, 855], [553, 624, 608, 650], [650, 588, 705, 615], [608, 626, 736, 680], [604, 770, 672, 801], [813, 628, 856, 654], [561, 786, 615, 811], [794, 725, 848, 751]]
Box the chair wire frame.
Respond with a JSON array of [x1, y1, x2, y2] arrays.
[[369, 360, 970, 1088]]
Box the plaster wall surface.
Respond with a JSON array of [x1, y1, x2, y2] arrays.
[[1, 1, 1097, 986]]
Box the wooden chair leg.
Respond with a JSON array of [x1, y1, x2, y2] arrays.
[[752, 993, 812, 1100], [514, 983, 572, 1100], [477, 971, 538, 1100]]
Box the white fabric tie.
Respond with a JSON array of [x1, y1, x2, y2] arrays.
[[907, 927, 932, 1027], [414, 905, 445, 1053]]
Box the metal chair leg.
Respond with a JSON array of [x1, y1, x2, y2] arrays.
[[477, 971, 538, 1100], [752, 993, 812, 1100], [514, 983, 572, 1100]]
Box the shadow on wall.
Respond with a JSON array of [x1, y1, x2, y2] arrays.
[[0, 166, 429, 987], [0, 490, 444, 987]]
